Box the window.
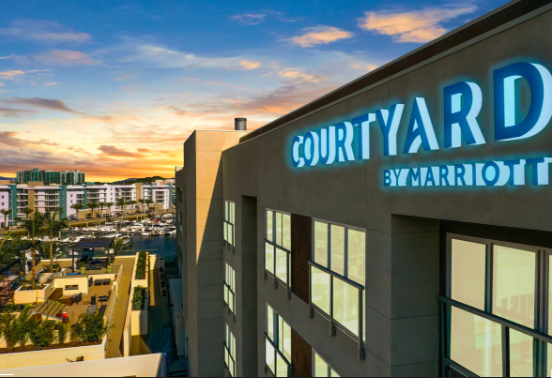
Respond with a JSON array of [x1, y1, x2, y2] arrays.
[[224, 200, 235, 247], [266, 304, 291, 377], [224, 324, 236, 377], [443, 234, 552, 377], [310, 220, 366, 345], [224, 262, 236, 315], [313, 351, 340, 377], [265, 210, 291, 294]]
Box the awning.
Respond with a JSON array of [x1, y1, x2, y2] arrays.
[[74, 238, 115, 250]]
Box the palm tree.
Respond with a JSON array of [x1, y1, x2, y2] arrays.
[[106, 202, 114, 218], [116, 198, 126, 226], [98, 202, 107, 225], [24, 211, 45, 289], [138, 199, 145, 213], [146, 199, 154, 215], [86, 202, 98, 219], [44, 209, 68, 269], [22, 208, 33, 221], [0, 209, 12, 230], [70, 203, 84, 220]]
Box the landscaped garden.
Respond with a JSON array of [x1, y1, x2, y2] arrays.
[[131, 286, 147, 311], [135, 251, 148, 280], [0, 305, 111, 353]]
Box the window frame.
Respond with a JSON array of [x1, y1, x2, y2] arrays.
[[264, 209, 292, 300], [224, 262, 237, 320], [265, 304, 292, 377], [308, 218, 366, 360], [223, 200, 236, 250], [224, 323, 237, 377], [312, 350, 340, 377], [442, 233, 552, 377]]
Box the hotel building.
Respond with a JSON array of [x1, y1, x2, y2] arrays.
[[17, 168, 86, 185], [175, 1, 552, 377], [0, 181, 174, 225]]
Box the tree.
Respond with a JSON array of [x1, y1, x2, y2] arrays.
[[138, 199, 145, 213], [44, 209, 68, 268], [98, 202, 107, 224], [0, 209, 12, 230], [111, 238, 125, 264], [24, 211, 45, 289], [21, 208, 33, 221], [106, 202, 114, 219], [146, 199, 154, 215], [86, 202, 98, 219], [116, 198, 126, 225], [70, 203, 84, 220]]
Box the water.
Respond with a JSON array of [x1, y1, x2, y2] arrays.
[[54, 232, 177, 258], [120, 234, 176, 257]]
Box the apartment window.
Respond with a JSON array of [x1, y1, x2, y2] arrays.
[[265, 210, 291, 296], [313, 351, 340, 377], [265, 304, 291, 377], [442, 234, 552, 377], [310, 220, 366, 352], [223, 200, 235, 247], [224, 324, 237, 377], [224, 262, 236, 316]]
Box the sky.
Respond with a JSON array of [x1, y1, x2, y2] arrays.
[[0, 0, 511, 182]]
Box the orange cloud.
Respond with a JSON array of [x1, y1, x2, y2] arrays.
[[289, 26, 353, 47], [358, 5, 477, 43], [240, 60, 261, 70], [35, 50, 101, 66]]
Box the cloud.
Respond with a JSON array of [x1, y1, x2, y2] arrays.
[[240, 60, 261, 70], [98, 145, 142, 158], [358, 5, 478, 43], [44, 82, 59, 86], [2, 97, 81, 114], [168, 106, 187, 116], [352, 64, 379, 72], [121, 43, 260, 71], [0, 69, 49, 79], [230, 14, 266, 26], [0, 108, 37, 118], [0, 131, 58, 147], [137, 148, 151, 153], [277, 68, 324, 83], [289, 26, 354, 47], [35, 50, 101, 66], [0, 20, 91, 44]]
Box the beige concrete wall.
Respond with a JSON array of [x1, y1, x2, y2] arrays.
[[0, 338, 106, 369], [53, 276, 89, 296], [14, 283, 53, 304], [182, 130, 247, 377], [0, 352, 166, 377]]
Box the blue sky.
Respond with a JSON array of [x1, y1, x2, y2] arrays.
[[0, 0, 510, 181]]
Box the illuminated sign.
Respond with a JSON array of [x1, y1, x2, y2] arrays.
[[290, 62, 552, 188]]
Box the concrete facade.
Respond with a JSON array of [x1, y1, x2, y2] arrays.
[[176, 1, 552, 376]]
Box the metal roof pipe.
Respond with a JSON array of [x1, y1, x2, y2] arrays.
[[235, 118, 247, 131]]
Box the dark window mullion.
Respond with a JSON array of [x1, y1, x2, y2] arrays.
[[486, 242, 493, 314]]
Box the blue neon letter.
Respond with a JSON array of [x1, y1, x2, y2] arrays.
[[319, 126, 336, 165], [404, 98, 439, 154], [291, 136, 305, 168], [444, 82, 485, 148], [352, 114, 375, 160], [377, 104, 405, 156], [335, 122, 355, 162], [495, 62, 552, 141]]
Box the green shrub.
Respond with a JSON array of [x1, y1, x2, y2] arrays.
[[135, 251, 148, 280], [29, 319, 56, 348], [131, 286, 146, 311]]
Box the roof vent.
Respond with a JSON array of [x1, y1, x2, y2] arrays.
[[235, 118, 247, 131]]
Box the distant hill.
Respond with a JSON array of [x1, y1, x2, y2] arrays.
[[109, 176, 166, 185], [0, 176, 14, 182]]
